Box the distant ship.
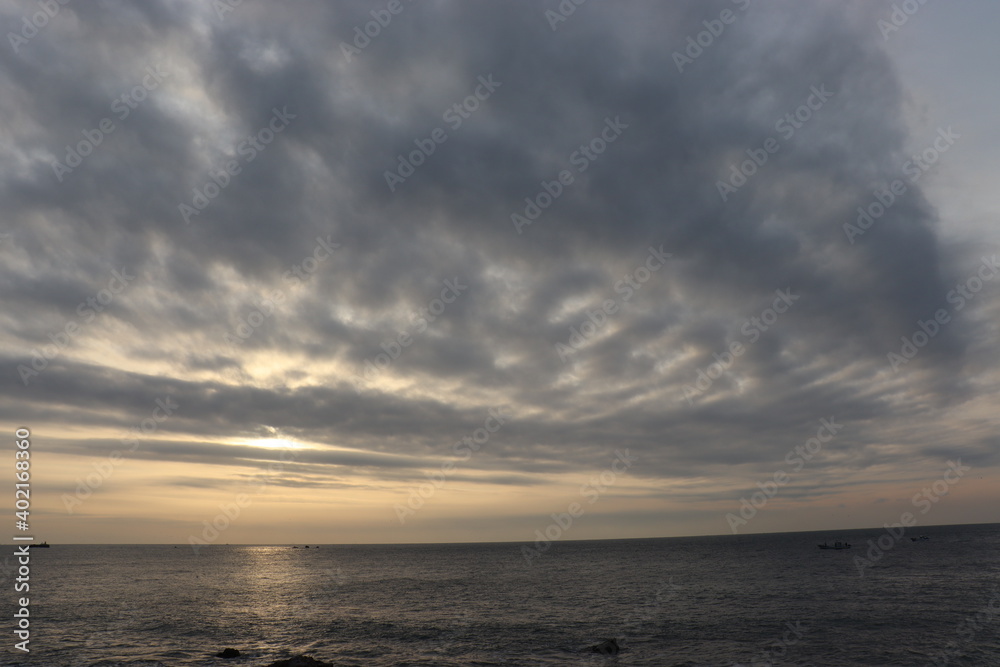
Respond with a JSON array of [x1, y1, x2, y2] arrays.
[[817, 541, 850, 550], [910, 535, 929, 542], [29, 541, 50, 548]]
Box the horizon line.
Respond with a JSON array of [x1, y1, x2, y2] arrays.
[[16, 520, 999, 547]]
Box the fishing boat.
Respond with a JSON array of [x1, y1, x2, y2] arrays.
[[817, 541, 850, 550], [29, 541, 50, 548]]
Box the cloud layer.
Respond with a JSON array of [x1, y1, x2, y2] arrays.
[[1, 0, 997, 543]]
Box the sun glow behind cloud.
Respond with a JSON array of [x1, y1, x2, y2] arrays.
[[243, 437, 308, 451]]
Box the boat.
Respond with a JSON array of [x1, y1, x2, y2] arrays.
[[817, 541, 851, 550], [910, 535, 929, 542], [29, 541, 50, 548]]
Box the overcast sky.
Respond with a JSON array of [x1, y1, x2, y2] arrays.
[[2, 0, 998, 545]]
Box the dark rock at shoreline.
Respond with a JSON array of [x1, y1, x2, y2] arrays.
[[216, 647, 241, 658], [264, 656, 333, 667], [589, 638, 620, 655]]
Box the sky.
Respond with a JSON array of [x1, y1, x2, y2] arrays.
[[1, 0, 998, 545]]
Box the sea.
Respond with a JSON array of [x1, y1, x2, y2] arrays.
[[4, 523, 999, 667]]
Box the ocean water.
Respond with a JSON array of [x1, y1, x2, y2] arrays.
[[5, 523, 1000, 666]]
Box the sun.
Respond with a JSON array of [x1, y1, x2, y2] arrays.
[[244, 437, 306, 450]]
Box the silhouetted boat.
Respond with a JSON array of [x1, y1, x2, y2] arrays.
[[910, 535, 928, 542], [817, 541, 850, 550], [29, 541, 50, 548]]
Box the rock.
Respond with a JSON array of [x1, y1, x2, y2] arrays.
[[589, 638, 620, 655], [216, 647, 241, 658], [264, 656, 334, 667]]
